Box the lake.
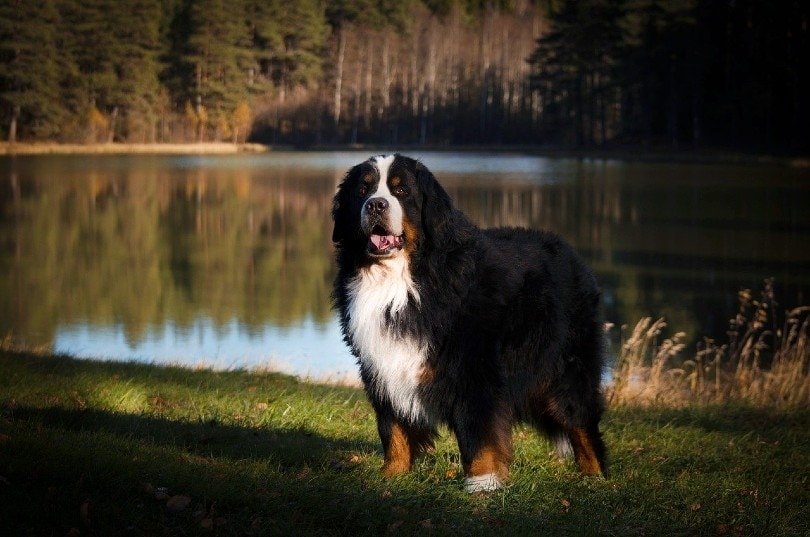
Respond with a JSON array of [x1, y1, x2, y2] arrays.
[[2, 151, 808, 383]]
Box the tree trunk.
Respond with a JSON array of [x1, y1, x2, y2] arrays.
[[333, 25, 346, 128], [363, 40, 372, 130], [575, 70, 584, 147], [8, 105, 19, 143], [107, 106, 119, 143], [196, 94, 204, 142]]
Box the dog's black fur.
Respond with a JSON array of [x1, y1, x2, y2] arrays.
[[331, 154, 607, 490]]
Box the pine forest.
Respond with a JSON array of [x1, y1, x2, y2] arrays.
[[0, 0, 807, 151]]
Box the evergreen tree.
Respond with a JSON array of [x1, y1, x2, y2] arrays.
[[184, 0, 252, 141], [528, 0, 624, 146], [59, 0, 121, 141], [111, 0, 163, 142], [0, 0, 66, 141], [272, 0, 328, 96], [245, 0, 282, 96]]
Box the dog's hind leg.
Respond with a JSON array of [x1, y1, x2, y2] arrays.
[[568, 423, 607, 476], [530, 396, 607, 476]]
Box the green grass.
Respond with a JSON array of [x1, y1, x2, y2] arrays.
[[1, 349, 808, 536]]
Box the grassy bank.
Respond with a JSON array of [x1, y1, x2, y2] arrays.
[[1, 349, 808, 536]]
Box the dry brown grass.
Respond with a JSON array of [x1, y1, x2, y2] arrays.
[[609, 279, 810, 408]]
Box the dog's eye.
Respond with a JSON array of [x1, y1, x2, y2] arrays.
[[392, 185, 407, 196], [358, 185, 368, 197]]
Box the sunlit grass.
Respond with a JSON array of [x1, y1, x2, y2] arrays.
[[2, 348, 809, 535]]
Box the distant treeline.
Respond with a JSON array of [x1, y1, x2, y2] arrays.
[[1, 0, 807, 151]]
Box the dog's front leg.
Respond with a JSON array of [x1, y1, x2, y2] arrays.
[[454, 405, 513, 492], [377, 415, 435, 476]]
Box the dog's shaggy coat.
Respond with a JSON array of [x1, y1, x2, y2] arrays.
[[331, 154, 607, 491]]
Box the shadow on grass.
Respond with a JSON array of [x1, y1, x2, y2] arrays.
[[8, 404, 362, 467], [2, 403, 608, 536]]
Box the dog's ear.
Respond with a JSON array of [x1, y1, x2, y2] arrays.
[[331, 193, 343, 243], [416, 161, 455, 244], [331, 164, 362, 243], [417, 162, 451, 222]]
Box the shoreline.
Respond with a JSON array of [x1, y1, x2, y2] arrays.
[[0, 141, 272, 155], [1, 141, 808, 167]]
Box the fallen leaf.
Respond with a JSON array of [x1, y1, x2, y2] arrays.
[[166, 494, 192, 512], [690, 502, 701, 512], [560, 499, 571, 512]]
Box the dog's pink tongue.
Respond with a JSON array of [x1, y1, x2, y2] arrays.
[[370, 234, 395, 250]]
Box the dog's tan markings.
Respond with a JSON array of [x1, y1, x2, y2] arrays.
[[569, 427, 602, 476], [467, 445, 510, 480], [465, 415, 513, 483], [390, 175, 401, 187], [544, 396, 565, 421], [418, 363, 435, 384], [402, 218, 419, 257], [382, 423, 412, 476], [382, 422, 434, 476], [362, 173, 374, 185]]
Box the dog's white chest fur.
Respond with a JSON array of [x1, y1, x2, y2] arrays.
[[346, 256, 429, 423]]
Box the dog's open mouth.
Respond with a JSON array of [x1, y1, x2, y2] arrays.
[[367, 225, 404, 256]]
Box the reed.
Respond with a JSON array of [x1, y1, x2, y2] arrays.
[[609, 279, 810, 407]]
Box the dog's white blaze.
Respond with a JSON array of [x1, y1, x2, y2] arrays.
[[346, 255, 428, 423], [362, 154, 404, 236]]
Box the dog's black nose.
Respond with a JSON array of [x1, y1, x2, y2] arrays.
[[365, 197, 389, 215]]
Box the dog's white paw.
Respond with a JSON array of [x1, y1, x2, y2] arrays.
[[464, 473, 502, 493]]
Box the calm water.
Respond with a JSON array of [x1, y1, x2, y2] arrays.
[[2, 151, 808, 382]]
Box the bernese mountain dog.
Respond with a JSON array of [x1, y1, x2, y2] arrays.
[[331, 154, 607, 492]]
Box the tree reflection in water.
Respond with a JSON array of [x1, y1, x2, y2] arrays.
[[1, 152, 808, 378]]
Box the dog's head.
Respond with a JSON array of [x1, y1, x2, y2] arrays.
[[332, 154, 453, 264]]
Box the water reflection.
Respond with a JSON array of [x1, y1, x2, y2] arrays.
[[1, 152, 808, 380], [54, 316, 358, 384]]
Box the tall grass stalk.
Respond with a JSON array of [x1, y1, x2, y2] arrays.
[[609, 279, 810, 407]]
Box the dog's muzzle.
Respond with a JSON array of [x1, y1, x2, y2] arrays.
[[362, 197, 404, 257]]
